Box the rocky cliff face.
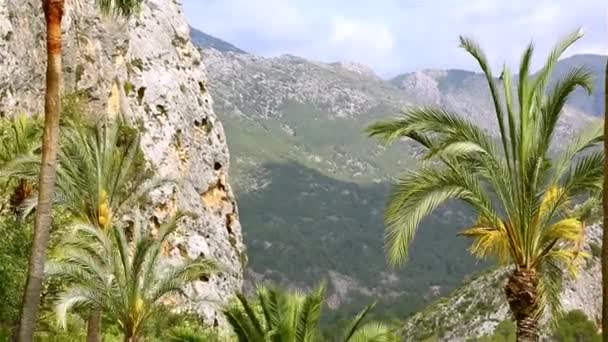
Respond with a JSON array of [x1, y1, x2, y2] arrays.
[[0, 0, 244, 324]]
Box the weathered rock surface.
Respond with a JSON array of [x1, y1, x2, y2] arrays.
[[0, 0, 244, 324], [201, 48, 410, 120]]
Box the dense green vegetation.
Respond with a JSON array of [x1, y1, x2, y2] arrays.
[[471, 310, 601, 342], [474, 320, 516, 342], [238, 161, 484, 322], [0, 217, 32, 334], [222, 101, 483, 324], [553, 310, 601, 342]]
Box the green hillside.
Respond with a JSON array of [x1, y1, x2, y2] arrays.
[[195, 34, 604, 322]]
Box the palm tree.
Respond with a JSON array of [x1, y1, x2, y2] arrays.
[[18, 119, 154, 341], [19, 1, 143, 340], [367, 31, 600, 341], [224, 285, 398, 342], [0, 115, 42, 214], [48, 212, 217, 342], [56, 119, 154, 341]]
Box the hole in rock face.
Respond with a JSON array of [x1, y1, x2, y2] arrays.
[[194, 117, 212, 134], [136, 87, 146, 105], [150, 216, 161, 229], [214, 162, 222, 171]]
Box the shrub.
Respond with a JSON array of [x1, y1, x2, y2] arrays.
[[553, 310, 600, 342]]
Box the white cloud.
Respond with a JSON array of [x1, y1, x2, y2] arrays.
[[184, 0, 308, 42], [324, 17, 396, 70], [183, 0, 607, 76], [329, 17, 395, 51]]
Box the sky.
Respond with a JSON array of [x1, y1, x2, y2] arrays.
[[183, 0, 606, 78]]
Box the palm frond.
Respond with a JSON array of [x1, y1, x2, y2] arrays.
[[552, 123, 603, 183], [518, 42, 535, 120], [346, 322, 400, 342], [540, 66, 594, 146], [223, 297, 265, 342], [57, 119, 154, 228], [295, 285, 324, 342], [460, 225, 510, 263], [561, 151, 603, 194], [51, 213, 218, 338], [541, 218, 582, 244], [342, 302, 377, 342], [385, 165, 497, 265], [533, 29, 584, 99], [459, 36, 511, 164], [537, 256, 565, 323], [55, 287, 98, 328], [150, 259, 219, 302]]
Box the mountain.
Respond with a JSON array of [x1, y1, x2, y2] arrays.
[[550, 54, 605, 116], [190, 27, 247, 54], [198, 47, 473, 321], [0, 1, 245, 325], [192, 27, 604, 323]]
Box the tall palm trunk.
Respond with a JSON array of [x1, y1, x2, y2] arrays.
[[86, 310, 102, 342], [602, 55, 608, 342], [17, 1, 64, 341], [505, 268, 540, 342]]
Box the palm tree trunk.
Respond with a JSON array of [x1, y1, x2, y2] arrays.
[[505, 268, 540, 342], [602, 54, 608, 342], [86, 309, 102, 342], [17, 1, 64, 341], [124, 333, 140, 342]]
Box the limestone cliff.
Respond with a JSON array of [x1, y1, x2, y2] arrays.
[[0, 0, 244, 324]]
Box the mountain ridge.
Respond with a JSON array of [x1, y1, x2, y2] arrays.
[[190, 27, 247, 54], [190, 25, 605, 81], [192, 27, 605, 329]]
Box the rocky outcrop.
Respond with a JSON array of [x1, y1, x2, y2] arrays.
[[391, 69, 599, 135], [200, 48, 410, 120], [0, 0, 244, 324]]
